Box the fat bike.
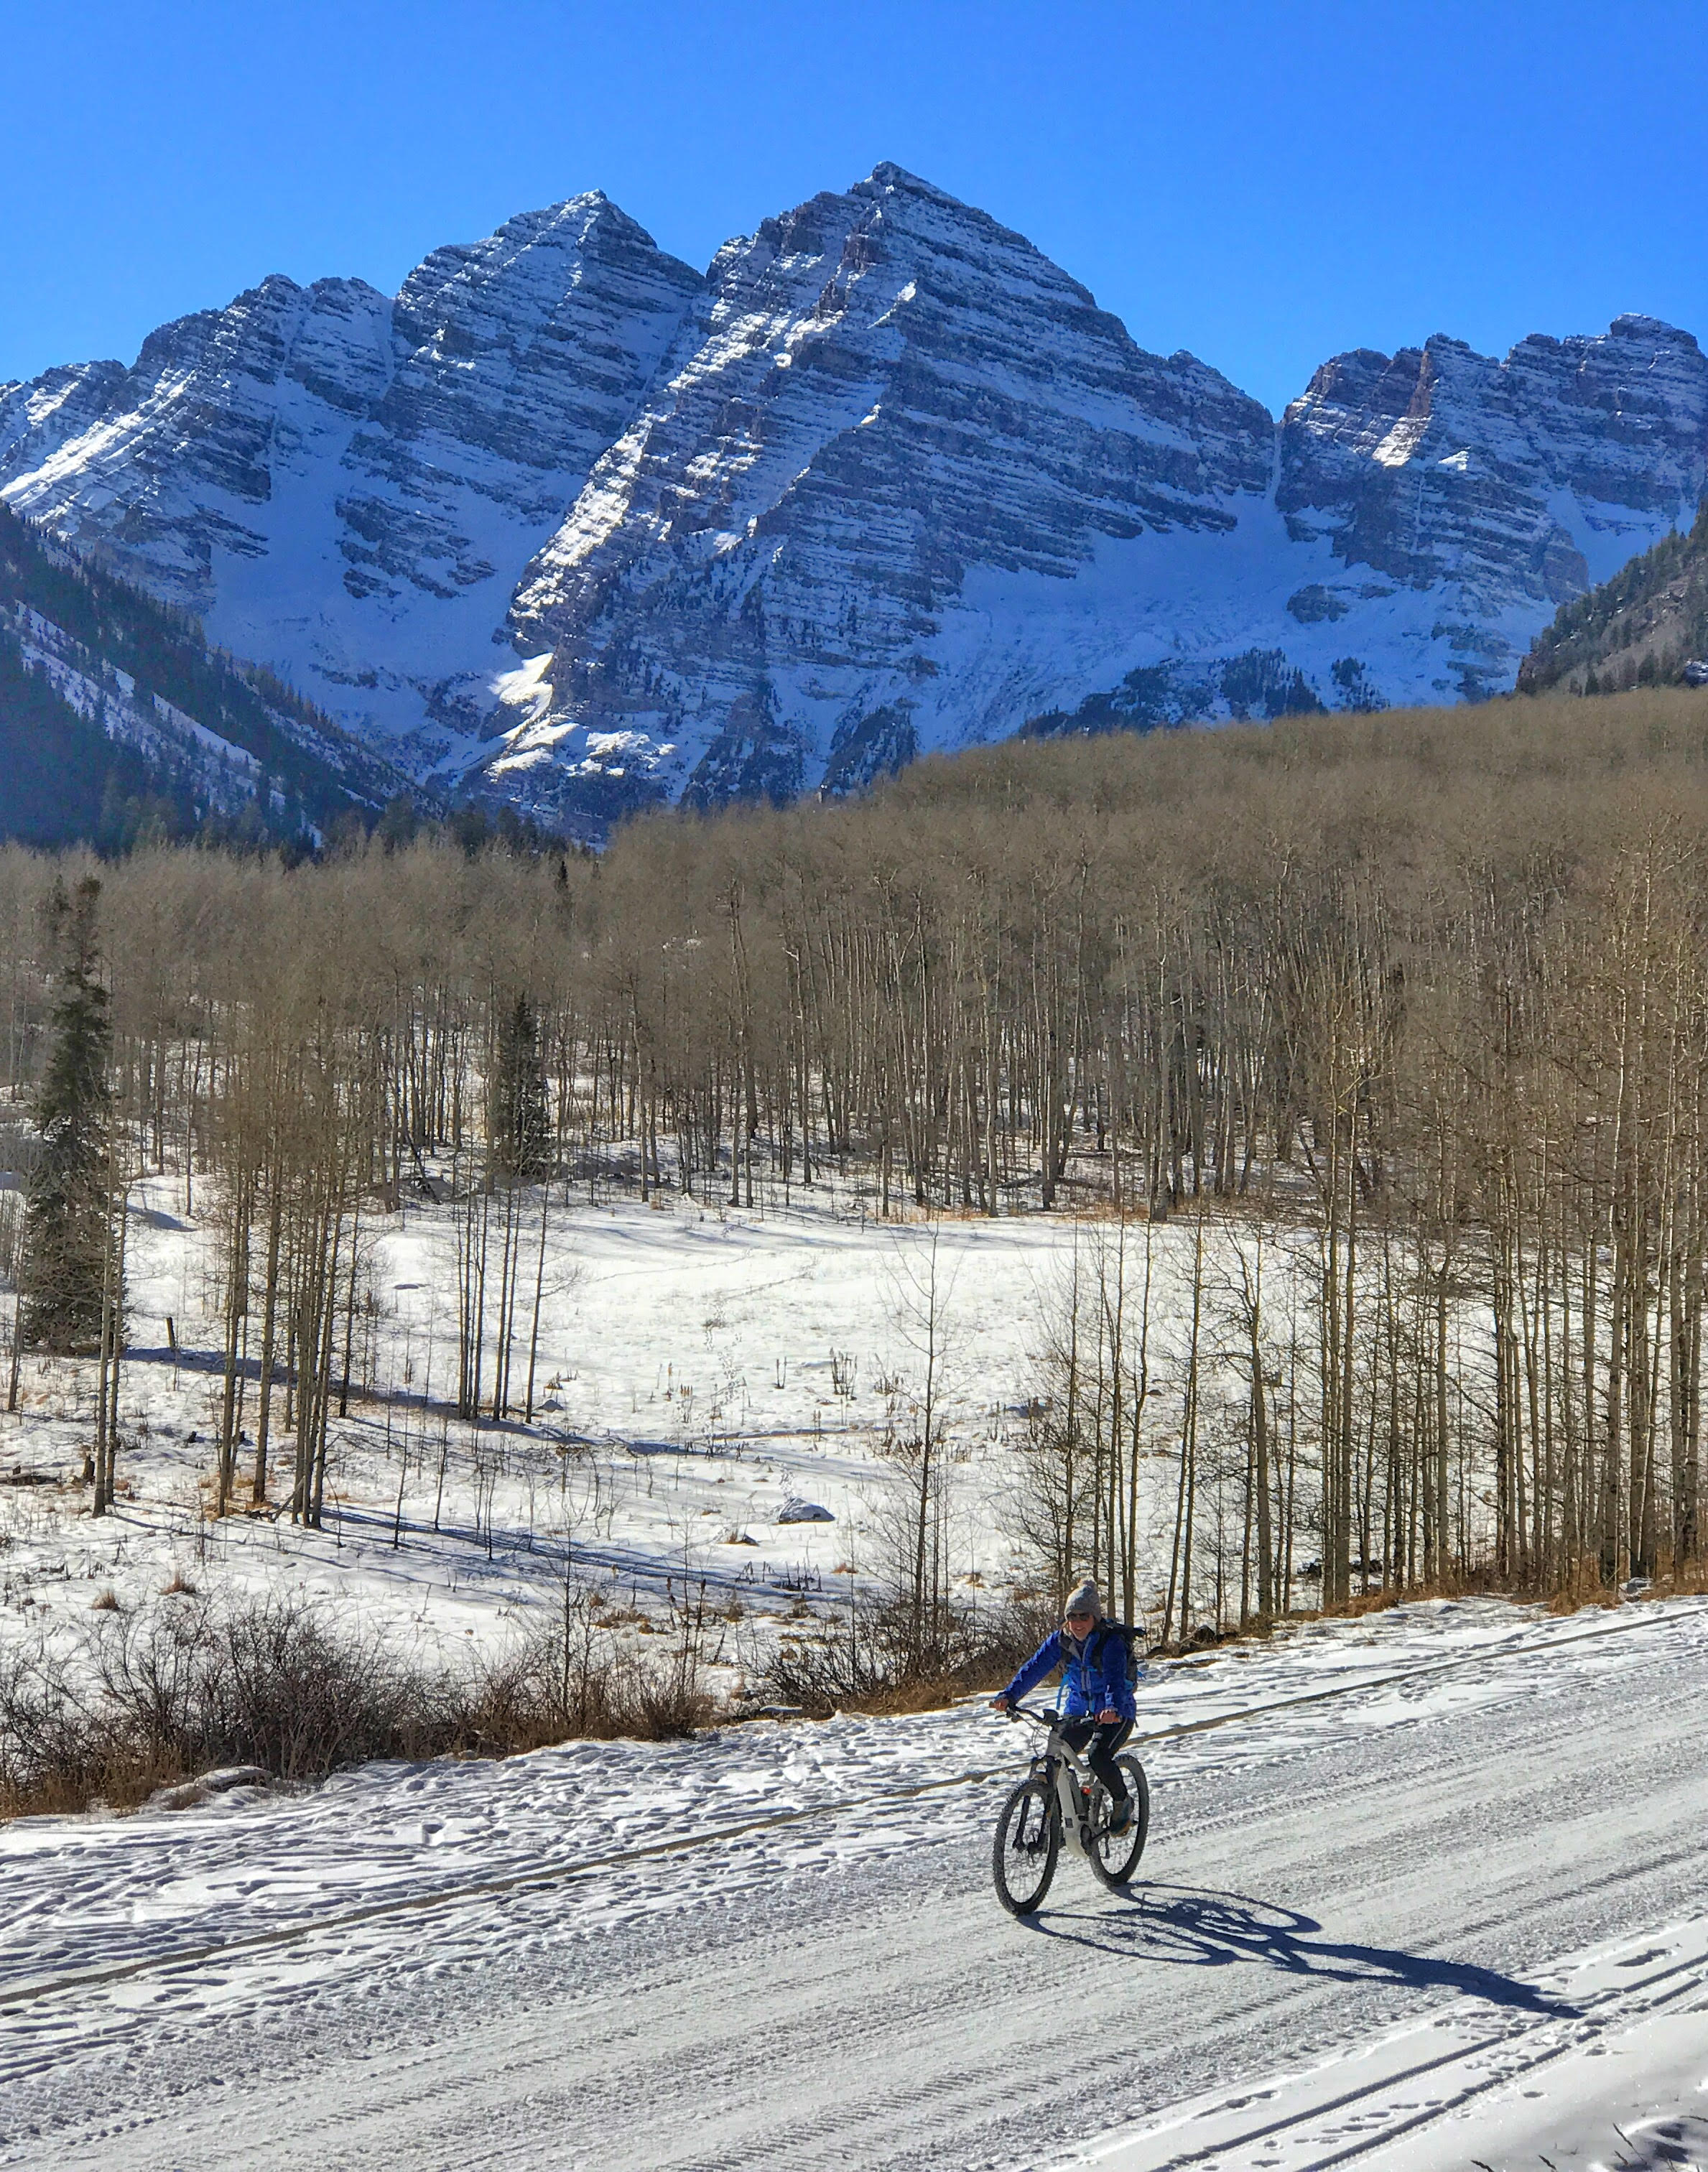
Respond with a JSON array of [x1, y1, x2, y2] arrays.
[[991, 1702, 1150, 1917]]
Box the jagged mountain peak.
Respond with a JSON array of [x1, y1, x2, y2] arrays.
[[1278, 315, 1708, 684], [493, 169, 1276, 819], [404, 188, 687, 282], [860, 159, 939, 191], [1, 197, 706, 777], [5, 177, 1707, 836]]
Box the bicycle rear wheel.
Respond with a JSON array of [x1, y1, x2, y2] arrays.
[[1088, 1755, 1150, 1890], [993, 1776, 1059, 1916]]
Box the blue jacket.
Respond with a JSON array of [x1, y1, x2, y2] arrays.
[[999, 1619, 1141, 1722]]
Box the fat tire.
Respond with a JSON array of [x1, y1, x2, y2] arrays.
[[993, 1776, 1059, 1916], [1089, 1755, 1150, 1889]]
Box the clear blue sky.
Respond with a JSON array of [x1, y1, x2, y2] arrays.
[[5, 0, 1704, 417]]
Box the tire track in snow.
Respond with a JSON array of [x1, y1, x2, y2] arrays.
[[13, 1634, 1708, 2172], [3, 1598, 1699, 2024], [1057, 1923, 1708, 2171]]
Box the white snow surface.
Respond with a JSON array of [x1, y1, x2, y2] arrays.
[[6, 1594, 1708, 2168], [9, 1184, 1708, 2166], [1, 1182, 1113, 1674]]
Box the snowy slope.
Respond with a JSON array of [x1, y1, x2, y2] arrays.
[[0, 1180, 1118, 1679], [1276, 317, 1708, 699], [6, 1595, 1708, 2170], [1, 200, 702, 783]]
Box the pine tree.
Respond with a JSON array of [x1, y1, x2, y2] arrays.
[[489, 993, 549, 1184], [19, 878, 118, 1354]]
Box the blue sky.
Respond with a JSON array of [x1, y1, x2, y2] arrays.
[[5, 0, 1704, 417]]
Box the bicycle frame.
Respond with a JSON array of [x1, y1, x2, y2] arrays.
[[1013, 1706, 1108, 1860]]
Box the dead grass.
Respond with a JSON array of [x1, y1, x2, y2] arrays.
[[1547, 1585, 1620, 1615], [0, 1591, 712, 1821], [834, 1659, 1018, 1718], [1636, 1555, 1708, 1601], [756, 1592, 1055, 1720]]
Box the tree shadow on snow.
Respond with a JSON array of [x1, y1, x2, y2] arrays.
[[1018, 1883, 1579, 2019]]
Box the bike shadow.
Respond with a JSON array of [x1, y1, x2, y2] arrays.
[[1019, 1883, 1579, 2019]]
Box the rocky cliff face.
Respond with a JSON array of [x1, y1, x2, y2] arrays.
[[492, 164, 1274, 816], [5, 171, 1706, 828], [492, 289, 1707, 814], [1276, 316, 1708, 697], [1, 198, 702, 778]]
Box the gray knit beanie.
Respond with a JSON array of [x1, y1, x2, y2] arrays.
[[1063, 1580, 1101, 1623]]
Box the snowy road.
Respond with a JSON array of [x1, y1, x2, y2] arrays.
[[6, 1599, 1708, 2171]]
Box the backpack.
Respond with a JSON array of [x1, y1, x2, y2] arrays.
[[1058, 1618, 1146, 1688], [1104, 1620, 1147, 1686]]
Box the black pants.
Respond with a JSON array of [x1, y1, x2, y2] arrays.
[[1060, 1715, 1132, 1803]]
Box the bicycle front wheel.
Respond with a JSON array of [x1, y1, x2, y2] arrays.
[[1089, 1755, 1150, 1890], [993, 1776, 1059, 1916]]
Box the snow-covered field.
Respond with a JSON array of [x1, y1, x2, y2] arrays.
[[6, 1594, 1708, 2168], [0, 1181, 1205, 1685], [8, 1187, 1708, 2168]]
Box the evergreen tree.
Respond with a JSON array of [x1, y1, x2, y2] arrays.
[[19, 878, 119, 1354], [489, 993, 549, 1184]]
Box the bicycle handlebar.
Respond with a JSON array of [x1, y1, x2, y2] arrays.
[[1001, 1702, 1067, 1728]]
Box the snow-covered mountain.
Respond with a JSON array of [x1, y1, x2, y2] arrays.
[[1, 197, 702, 784], [494, 164, 1274, 814], [5, 167, 1706, 828], [1278, 317, 1708, 699]]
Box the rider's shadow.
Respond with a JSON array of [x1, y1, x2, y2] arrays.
[[1021, 1884, 1580, 2020]]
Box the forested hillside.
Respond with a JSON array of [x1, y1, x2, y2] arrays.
[[6, 683, 1708, 1634], [1520, 498, 1708, 695], [0, 503, 420, 849]]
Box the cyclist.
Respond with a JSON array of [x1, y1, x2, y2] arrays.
[[990, 1580, 1141, 1836]]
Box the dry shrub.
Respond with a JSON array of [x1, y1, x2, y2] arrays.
[[757, 1592, 1056, 1719], [471, 1597, 712, 1750], [1648, 1567, 1708, 1600], [0, 1589, 712, 1820], [1546, 1587, 1619, 1615]]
